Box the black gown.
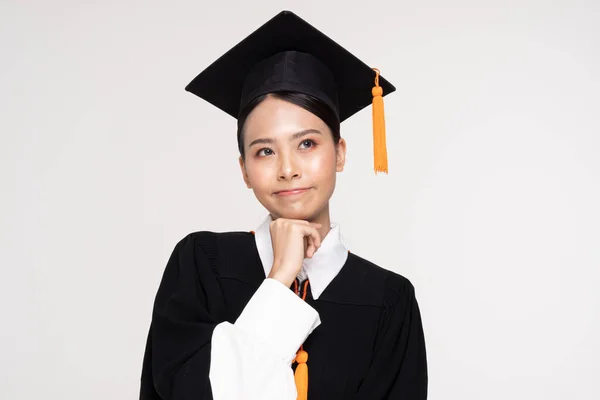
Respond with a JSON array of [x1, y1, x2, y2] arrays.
[[140, 230, 428, 399]]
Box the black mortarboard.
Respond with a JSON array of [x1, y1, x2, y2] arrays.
[[185, 10, 395, 173]]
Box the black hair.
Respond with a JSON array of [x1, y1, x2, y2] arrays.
[[236, 91, 341, 160]]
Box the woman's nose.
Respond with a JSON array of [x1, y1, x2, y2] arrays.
[[278, 152, 301, 180]]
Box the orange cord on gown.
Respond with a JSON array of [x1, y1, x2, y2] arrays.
[[293, 279, 310, 400]]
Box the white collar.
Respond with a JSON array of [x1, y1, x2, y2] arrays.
[[254, 214, 349, 300]]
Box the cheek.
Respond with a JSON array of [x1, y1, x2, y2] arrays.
[[305, 147, 337, 178], [245, 160, 275, 189]]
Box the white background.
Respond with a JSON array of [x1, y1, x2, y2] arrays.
[[1, 0, 599, 399]]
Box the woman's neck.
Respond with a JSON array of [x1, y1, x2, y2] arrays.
[[307, 204, 332, 241]]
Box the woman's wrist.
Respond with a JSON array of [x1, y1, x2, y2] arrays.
[[268, 265, 296, 288]]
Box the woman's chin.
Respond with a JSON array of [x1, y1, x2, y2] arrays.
[[268, 208, 317, 222], [270, 205, 329, 223]]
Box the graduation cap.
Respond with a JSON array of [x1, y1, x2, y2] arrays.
[[186, 10, 395, 173]]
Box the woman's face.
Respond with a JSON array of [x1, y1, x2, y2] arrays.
[[239, 95, 346, 221]]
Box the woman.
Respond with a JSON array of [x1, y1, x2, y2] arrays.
[[140, 10, 427, 400]]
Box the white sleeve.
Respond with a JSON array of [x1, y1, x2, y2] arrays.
[[209, 278, 321, 400]]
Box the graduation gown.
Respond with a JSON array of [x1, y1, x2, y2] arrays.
[[139, 230, 427, 399]]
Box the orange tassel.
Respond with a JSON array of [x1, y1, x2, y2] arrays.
[[294, 349, 309, 400], [372, 68, 388, 174]]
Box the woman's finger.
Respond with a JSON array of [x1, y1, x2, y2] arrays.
[[306, 225, 322, 250], [306, 235, 315, 258]]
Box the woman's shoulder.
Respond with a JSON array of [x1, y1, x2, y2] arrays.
[[346, 251, 417, 302], [167, 230, 257, 267], [168, 229, 264, 284]]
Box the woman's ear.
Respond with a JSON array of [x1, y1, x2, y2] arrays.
[[335, 138, 347, 172], [239, 156, 252, 188]]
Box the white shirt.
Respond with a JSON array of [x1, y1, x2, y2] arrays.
[[209, 215, 349, 399]]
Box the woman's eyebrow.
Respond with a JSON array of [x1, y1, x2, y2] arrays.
[[248, 129, 322, 148]]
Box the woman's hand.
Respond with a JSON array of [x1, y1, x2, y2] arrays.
[[267, 218, 322, 288]]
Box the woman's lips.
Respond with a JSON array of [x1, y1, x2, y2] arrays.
[[275, 188, 311, 197]]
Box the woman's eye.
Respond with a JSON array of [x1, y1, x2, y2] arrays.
[[300, 139, 315, 149], [257, 148, 273, 156]]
